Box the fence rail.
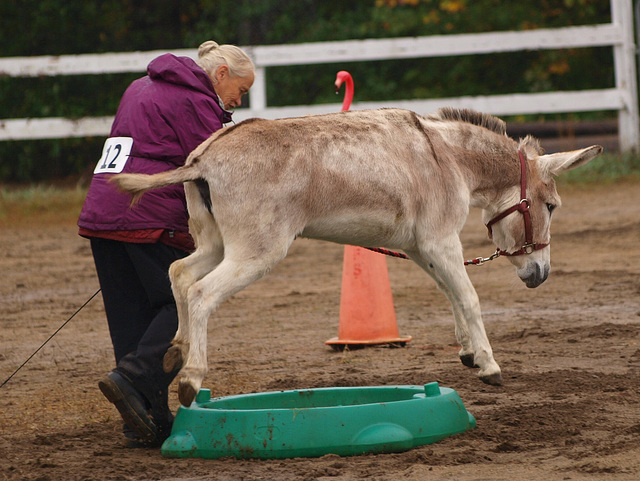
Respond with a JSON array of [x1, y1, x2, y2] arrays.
[[1, 0, 638, 151]]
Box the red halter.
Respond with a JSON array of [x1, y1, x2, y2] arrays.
[[485, 150, 549, 257]]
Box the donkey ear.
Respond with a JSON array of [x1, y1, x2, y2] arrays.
[[537, 145, 604, 177]]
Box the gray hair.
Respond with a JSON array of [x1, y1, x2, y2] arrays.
[[196, 41, 255, 83]]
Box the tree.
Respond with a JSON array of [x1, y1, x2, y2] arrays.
[[0, 0, 614, 182]]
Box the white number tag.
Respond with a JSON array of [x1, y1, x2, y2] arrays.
[[94, 137, 134, 174]]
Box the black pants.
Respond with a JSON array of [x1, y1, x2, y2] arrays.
[[90, 237, 189, 410]]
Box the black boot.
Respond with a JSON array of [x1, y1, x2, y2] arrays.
[[99, 371, 162, 447]]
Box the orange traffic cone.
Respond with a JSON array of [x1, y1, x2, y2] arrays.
[[325, 245, 411, 350], [326, 70, 410, 350]]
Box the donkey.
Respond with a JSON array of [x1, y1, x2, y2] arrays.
[[111, 107, 602, 406]]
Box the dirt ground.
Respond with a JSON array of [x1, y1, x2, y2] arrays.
[[1, 180, 639, 481]]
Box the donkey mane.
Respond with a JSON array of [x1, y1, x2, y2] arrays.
[[213, 117, 263, 142], [519, 134, 545, 156], [435, 107, 507, 136]]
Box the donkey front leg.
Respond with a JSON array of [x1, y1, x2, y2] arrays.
[[445, 280, 502, 385], [409, 240, 502, 385], [449, 301, 478, 369]]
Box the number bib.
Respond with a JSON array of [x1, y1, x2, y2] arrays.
[[94, 137, 134, 174]]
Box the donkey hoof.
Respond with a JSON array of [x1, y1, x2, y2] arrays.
[[178, 380, 198, 407], [480, 372, 503, 386], [163, 346, 183, 373], [460, 353, 478, 368]]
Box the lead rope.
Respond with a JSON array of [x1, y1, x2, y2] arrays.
[[363, 246, 501, 266], [0, 288, 102, 389]]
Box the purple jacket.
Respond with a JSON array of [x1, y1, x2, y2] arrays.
[[78, 53, 232, 233]]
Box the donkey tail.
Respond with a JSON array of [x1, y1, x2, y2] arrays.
[[110, 163, 202, 205]]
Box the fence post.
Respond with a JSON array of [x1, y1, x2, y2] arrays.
[[248, 66, 267, 115], [612, 0, 640, 152]]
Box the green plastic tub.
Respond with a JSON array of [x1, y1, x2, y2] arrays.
[[161, 382, 475, 459]]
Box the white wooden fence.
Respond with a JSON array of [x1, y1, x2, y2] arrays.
[[1, 0, 638, 151]]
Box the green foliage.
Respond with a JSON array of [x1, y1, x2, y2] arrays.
[[559, 151, 640, 184], [0, 0, 626, 183], [0, 74, 139, 119], [0, 138, 104, 183]]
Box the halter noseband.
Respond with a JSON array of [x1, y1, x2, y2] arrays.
[[485, 149, 549, 257]]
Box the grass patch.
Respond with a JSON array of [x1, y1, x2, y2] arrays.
[[558, 151, 640, 185], [0, 184, 87, 228]]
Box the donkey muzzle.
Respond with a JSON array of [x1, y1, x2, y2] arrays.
[[518, 261, 550, 288]]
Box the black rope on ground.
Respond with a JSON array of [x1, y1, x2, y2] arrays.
[[0, 288, 101, 390]]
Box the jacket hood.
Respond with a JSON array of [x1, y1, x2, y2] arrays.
[[148, 53, 216, 97], [148, 53, 233, 123]]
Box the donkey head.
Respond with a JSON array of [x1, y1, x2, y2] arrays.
[[483, 142, 603, 288]]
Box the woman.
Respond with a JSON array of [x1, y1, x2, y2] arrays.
[[78, 41, 254, 447]]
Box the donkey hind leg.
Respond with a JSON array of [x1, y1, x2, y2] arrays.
[[165, 241, 224, 374], [165, 179, 224, 374], [176, 242, 293, 406], [407, 239, 502, 385]]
